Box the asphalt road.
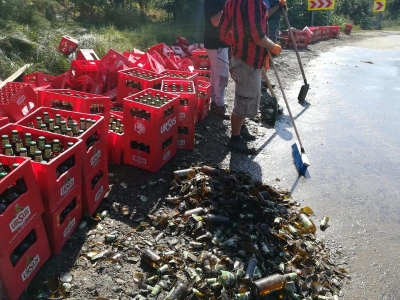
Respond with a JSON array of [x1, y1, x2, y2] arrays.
[[225, 33, 400, 300]]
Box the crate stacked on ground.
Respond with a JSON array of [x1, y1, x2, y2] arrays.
[[329, 25, 340, 38], [123, 89, 179, 172], [38, 89, 111, 133], [68, 60, 103, 94], [99, 49, 129, 93], [308, 26, 322, 43], [117, 67, 165, 103], [0, 82, 38, 122], [16, 107, 109, 216], [0, 124, 84, 255], [108, 113, 124, 164], [280, 29, 311, 48], [0, 163, 50, 299], [0, 157, 50, 300], [193, 68, 211, 82], [162, 69, 199, 87], [161, 80, 197, 150], [197, 80, 211, 122], [192, 49, 211, 70]]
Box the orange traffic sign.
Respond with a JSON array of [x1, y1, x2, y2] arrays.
[[373, 0, 386, 12], [308, 0, 335, 11]]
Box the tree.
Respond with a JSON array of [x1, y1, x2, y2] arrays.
[[387, 0, 400, 19]]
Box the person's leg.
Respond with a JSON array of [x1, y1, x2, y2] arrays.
[[228, 58, 261, 153], [207, 48, 230, 118]]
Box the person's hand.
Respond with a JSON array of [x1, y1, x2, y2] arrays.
[[269, 44, 282, 56], [279, 0, 287, 7], [264, 54, 270, 70]]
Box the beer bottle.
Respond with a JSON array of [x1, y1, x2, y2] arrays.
[[72, 122, 79, 136], [52, 139, 60, 153], [66, 128, 73, 137], [67, 116, 74, 128], [165, 281, 190, 300], [40, 123, 47, 131], [15, 174, 27, 195], [4, 144, 14, 156], [35, 116, 43, 129], [54, 125, 61, 134], [85, 119, 92, 130], [80, 118, 86, 130], [29, 141, 37, 159], [60, 120, 67, 134], [11, 130, 19, 146], [37, 136, 46, 151], [55, 114, 62, 126], [34, 150, 43, 162], [43, 111, 50, 124], [43, 145, 51, 162], [251, 273, 298, 297], [24, 133, 32, 150], [19, 148, 28, 158], [2, 134, 9, 150], [27, 122, 34, 128], [48, 118, 55, 132], [0, 172, 9, 214], [91, 170, 102, 189]]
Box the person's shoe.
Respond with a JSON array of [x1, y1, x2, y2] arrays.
[[228, 136, 256, 154], [211, 102, 230, 120], [240, 125, 256, 141]]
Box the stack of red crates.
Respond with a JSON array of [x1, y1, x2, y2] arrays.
[[161, 79, 197, 150], [23, 72, 55, 88], [117, 67, 165, 103], [192, 49, 211, 70], [16, 107, 109, 216], [0, 82, 38, 122], [0, 124, 83, 255], [197, 80, 211, 122], [0, 155, 51, 300], [108, 113, 124, 164], [123, 89, 179, 172]]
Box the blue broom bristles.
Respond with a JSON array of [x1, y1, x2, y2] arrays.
[[291, 143, 309, 176]]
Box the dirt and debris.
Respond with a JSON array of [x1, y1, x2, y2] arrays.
[[21, 32, 383, 300]]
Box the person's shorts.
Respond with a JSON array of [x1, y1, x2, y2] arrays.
[[229, 57, 261, 118]]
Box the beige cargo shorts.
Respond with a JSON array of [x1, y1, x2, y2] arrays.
[[229, 57, 261, 118]]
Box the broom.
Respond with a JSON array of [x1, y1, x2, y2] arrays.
[[261, 68, 278, 126], [268, 51, 310, 176]]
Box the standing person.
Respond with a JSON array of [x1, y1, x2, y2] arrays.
[[219, 0, 282, 154], [203, 0, 230, 119], [266, 0, 285, 43]]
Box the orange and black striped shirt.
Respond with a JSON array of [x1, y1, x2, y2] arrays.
[[219, 0, 268, 69]]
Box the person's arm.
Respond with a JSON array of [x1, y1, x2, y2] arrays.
[[211, 10, 223, 27]]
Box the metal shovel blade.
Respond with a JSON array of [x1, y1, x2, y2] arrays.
[[298, 83, 309, 102]]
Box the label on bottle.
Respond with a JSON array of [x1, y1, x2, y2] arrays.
[[21, 255, 40, 281], [63, 217, 76, 238], [9, 205, 32, 233]]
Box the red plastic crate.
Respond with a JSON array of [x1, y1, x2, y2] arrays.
[[0, 82, 38, 122], [193, 69, 210, 82], [57, 35, 79, 55], [76, 49, 100, 60], [69, 60, 100, 80], [108, 114, 124, 164], [42, 188, 82, 255], [50, 72, 70, 89], [117, 67, 165, 103], [192, 49, 210, 70], [0, 217, 50, 300], [103, 87, 118, 102], [161, 80, 197, 123], [123, 132, 177, 172], [0, 117, 9, 127], [23, 72, 55, 88], [330, 25, 340, 38], [177, 122, 195, 150], [0, 124, 83, 215], [82, 158, 109, 215], [161, 69, 198, 86], [197, 81, 211, 122], [0, 156, 43, 256], [16, 107, 107, 178], [100, 49, 128, 73], [123, 88, 178, 142], [38, 89, 110, 132], [110, 103, 124, 118]]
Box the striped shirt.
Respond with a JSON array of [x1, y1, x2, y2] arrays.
[[220, 0, 268, 69]]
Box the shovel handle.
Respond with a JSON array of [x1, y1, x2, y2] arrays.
[[261, 69, 276, 98], [282, 8, 307, 85]]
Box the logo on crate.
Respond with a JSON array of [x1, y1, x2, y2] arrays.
[[160, 117, 177, 134], [61, 174, 75, 196], [21, 255, 40, 282], [63, 217, 76, 238], [9, 205, 31, 233], [95, 185, 105, 202], [17, 94, 26, 105], [90, 147, 101, 167], [179, 112, 186, 119], [177, 139, 185, 146], [132, 155, 147, 165], [163, 150, 171, 161], [134, 121, 146, 135]]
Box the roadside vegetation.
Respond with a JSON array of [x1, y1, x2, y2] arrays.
[[0, 0, 399, 80]]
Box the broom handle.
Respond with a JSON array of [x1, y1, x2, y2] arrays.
[[268, 51, 305, 152], [282, 8, 307, 85]]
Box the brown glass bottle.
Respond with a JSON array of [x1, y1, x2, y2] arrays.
[[251, 273, 297, 297]]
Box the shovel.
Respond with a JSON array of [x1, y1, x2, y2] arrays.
[[282, 7, 309, 102], [261, 68, 278, 126]]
